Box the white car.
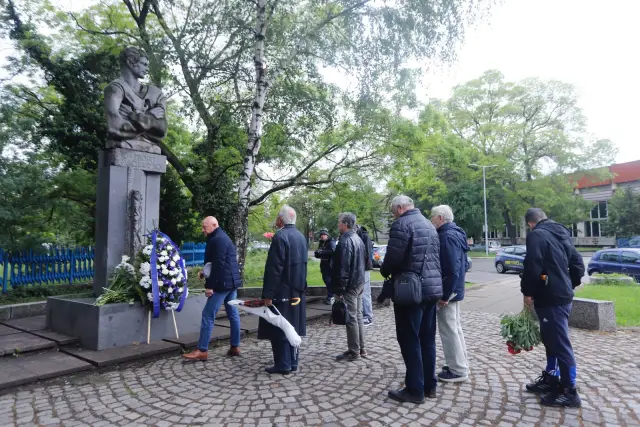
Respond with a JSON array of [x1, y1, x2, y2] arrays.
[[488, 241, 502, 253]]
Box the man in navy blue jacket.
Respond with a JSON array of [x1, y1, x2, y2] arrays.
[[183, 216, 242, 361], [521, 208, 584, 408], [431, 205, 470, 383]]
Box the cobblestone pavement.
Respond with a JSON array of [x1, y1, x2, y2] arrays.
[[1, 306, 639, 427]]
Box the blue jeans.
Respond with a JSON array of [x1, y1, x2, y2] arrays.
[[362, 271, 373, 321], [321, 270, 334, 299], [394, 301, 438, 397], [197, 289, 241, 351], [535, 303, 577, 388], [270, 339, 299, 371]]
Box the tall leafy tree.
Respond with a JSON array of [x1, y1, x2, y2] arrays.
[[603, 188, 640, 237]]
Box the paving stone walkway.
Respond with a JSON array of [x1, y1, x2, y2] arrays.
[[0, 305, 639, 427]]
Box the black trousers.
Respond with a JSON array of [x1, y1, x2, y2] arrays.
[[393, 300, 438, 396]]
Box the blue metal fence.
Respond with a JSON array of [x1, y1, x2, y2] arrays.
[[0, 242, 207, 293], [1, 247, 95, 293], [180, 242, 206, 266]]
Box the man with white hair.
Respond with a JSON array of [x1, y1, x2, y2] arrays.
[[257, 205, 308, 375], [380, 195, 442, 404], [431, 205, 470, 383]]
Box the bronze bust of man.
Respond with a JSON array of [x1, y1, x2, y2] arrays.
[[104, 47, 167, 154]]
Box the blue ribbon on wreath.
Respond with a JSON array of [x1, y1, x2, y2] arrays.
[[149, 229, 189, 319]]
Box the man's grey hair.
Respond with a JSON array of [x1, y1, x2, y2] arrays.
[[431, 205, 454, 223], [391, 195, 414, 211], [278, 205, 297, 225], [525, 208, 547, 225], [338, 212, 356, 229]]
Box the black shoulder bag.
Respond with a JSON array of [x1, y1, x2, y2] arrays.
[[392, 247, 427, 306]]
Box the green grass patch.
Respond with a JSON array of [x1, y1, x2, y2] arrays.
[[576, 285, 640, 326], [593, 272, 630, 278], [468, 250, 494, 258], [465, 282, 474, 287], [187, 250, 385, 289], [576, 247, 600, 252], [0, 284, 92, 305]]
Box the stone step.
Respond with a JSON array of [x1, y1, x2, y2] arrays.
[[0, 350, 92, 390], [0, 315, 79, 357], [61, 341, 182, 367]]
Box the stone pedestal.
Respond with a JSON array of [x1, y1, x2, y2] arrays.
[[94, 148, 166, 295]]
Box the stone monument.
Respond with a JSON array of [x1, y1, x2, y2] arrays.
[[94, 47, 167, 295], [47, 47, 210, 350]]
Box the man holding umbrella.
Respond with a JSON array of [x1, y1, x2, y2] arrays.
[[258, 205, 308, 375]]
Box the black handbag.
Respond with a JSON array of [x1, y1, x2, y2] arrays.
[[393, 250, 427, 306], [330, 298, 350, 325]]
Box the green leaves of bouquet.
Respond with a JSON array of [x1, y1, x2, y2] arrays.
[[500, 308, 542, 354]]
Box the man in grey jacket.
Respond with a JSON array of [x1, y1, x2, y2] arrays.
[[331, 212, 366, 361]]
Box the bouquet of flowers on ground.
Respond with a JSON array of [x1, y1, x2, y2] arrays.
[[500, 308, 542, 354], [136, 230, 188, 318], [95, 255, 137, 306]]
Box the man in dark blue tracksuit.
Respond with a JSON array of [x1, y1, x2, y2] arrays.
[[521, 208, 584, 408]]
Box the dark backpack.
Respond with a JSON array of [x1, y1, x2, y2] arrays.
[[330, 299, 350, 325]]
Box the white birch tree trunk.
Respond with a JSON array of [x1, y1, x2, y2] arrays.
[[234, 0, 269, 270]]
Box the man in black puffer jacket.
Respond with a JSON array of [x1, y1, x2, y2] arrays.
[[331, 212, 366, 361], [521, 208, 584, 408], [379, 195, 442, 404]]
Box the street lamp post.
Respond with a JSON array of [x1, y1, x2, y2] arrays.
[[469, 164, 497, 256]]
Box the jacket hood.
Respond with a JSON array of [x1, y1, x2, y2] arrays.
[[535, 219, 571, 240], [438, 222, 469, 251], [356, 225, 369, 235]]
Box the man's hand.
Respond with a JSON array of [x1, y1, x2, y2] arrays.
[[438, 300, 448, 307], [523, 296, 534, 308], [263, 298, 273, 306], [205, 289, 214, 298]]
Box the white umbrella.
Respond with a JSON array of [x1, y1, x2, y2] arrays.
[[227, 299, 302, 350]]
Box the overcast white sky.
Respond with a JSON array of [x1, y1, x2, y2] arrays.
[[3, 0, 638, 163], [421, 0, 640, 163]]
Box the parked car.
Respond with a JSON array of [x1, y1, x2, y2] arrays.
[[494, 245, 527, 273], [372, 245, 387, 268], [588, 248, 640, 280]]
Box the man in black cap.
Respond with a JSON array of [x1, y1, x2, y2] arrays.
[[314, 228, 336, 304]]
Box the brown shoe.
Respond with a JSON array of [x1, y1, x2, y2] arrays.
[[182, 349, 208, 361], [227, 346, 240, 357]]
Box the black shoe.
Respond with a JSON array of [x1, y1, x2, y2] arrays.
[[525, 371, 561, 394], [335, 351, 359, 361], [264, 366, 291, 375], [363, 318, 372, 326], [440, 366, 449, 373], [425, 387, 437, 399], [540, 387, 581, 408], [291, 366, 298, 372], [387, 388, 425, 404], [360, 349, 368, 358]]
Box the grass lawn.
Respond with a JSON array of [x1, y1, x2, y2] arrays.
[[465, 282, 474, 287], [188, 250, 385, 289], [0, 284, 92, 305], [468, 250, 494, 258], [576, 284, 640, 327], [576, 247, 600, 252]]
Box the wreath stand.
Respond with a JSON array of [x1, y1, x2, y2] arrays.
[[147, 309, 180, 344]]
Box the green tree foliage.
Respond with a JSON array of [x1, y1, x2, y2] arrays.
[[604, 188, 640, 237]]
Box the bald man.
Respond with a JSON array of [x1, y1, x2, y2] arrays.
[[183, 217, 242, 361]]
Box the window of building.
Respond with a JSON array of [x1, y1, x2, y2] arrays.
[[591, 201, 608, 220], [504, 225, 520, 238], [621, 251, 640, 264], [569, 223, 579, 238], [489, 230, 498, 239]]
